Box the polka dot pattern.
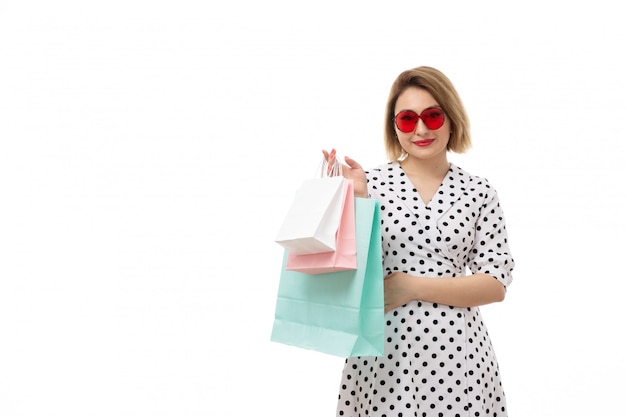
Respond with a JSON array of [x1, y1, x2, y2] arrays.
[[336, 163, 514, 417]]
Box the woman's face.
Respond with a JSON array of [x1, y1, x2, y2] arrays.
[[394, 87, 451, 162]]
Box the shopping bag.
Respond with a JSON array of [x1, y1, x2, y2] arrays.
[[274, 160, 347, 255], [285, 179, 356, 274], [271, 197, 384, 358]]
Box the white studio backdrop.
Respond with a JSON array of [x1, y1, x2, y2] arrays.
[[1, 1, 624, 416]]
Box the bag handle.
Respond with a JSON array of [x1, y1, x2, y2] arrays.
[[317, 156, 343, 178]]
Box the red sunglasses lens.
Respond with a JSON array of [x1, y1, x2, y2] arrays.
[[395, 111, 419, 132], [395, 108, 445, 132], [421, 108, 445, 130]]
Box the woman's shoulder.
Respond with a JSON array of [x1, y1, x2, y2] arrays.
[[451, 163, 488, 183], [365, 161, 399, 177], [450, 163, 500, 201]]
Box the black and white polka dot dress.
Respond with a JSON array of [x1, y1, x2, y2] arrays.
[[336, 162, 515, 417]]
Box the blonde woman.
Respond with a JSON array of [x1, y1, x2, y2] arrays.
[[324, 66, 515, 417]]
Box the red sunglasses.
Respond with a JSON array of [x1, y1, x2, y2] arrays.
[[394, 107, 445, 132]]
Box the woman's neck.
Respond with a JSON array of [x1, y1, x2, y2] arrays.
[[399, 155, 450, 180]]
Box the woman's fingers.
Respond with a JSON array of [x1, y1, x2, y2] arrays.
[[322, 149, 337, 163], [322, 149, 338, 175], [344, 155, 362, 170], [322, 152, 364, 177]]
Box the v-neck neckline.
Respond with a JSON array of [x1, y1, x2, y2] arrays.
[[397, 162, 452, 207]]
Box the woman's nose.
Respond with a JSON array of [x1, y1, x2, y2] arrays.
[[414, 117, 429, 135]]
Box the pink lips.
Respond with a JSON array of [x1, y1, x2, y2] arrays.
[[413, 139, 434, 147]]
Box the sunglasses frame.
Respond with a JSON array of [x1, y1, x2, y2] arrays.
[[394, 107, 446, 132]]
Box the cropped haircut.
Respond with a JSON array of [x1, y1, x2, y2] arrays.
[[384, 66, 472, 161]]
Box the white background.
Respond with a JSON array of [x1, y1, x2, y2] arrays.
[[1, 1, 624, 416]]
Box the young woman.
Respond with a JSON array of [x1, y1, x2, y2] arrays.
[[324, 66, 515, 417]]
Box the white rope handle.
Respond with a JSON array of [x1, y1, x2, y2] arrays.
[[317, 156, 343, 178]]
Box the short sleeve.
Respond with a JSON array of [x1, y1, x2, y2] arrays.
[[468, 187, 515, 288]]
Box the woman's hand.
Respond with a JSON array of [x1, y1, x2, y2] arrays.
[[384, 272, 418, 313], [322, 148, 368, 198], [384, 273, 506, 313]]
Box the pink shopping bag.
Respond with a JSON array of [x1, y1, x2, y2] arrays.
[[285, 179, 356, 274]]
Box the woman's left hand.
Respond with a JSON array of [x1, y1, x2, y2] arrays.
[[384, 272, 418, 313]]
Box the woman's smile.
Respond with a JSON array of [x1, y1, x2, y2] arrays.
[[413, 139, 435, 147]]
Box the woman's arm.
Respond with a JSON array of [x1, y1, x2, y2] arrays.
[[383, 272, 506, 313]]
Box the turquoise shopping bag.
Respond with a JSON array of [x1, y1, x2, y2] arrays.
[[271, 198, 384, 358]]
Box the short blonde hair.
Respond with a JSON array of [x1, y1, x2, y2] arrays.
[[384, 66, 471, 161]]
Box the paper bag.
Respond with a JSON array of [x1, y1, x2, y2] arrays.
[[285, 179, 356, 274], [275, 175, 348, 255], [271, 197, 384, 358]]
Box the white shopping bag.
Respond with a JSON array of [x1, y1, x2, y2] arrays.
[[275, 160, 348, 255]]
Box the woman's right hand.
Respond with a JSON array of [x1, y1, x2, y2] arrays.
[[322, 149, 368, 198]]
